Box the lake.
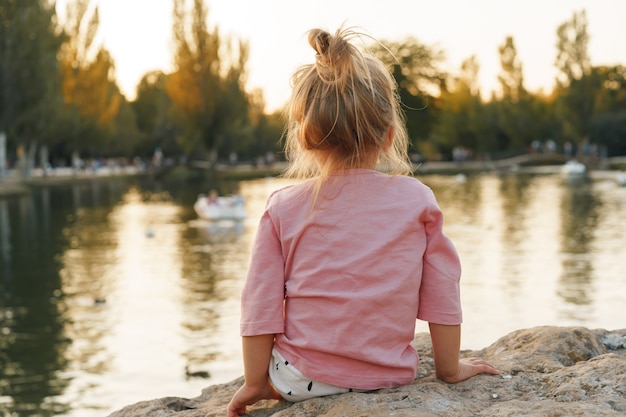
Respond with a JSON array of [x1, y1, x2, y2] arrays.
[[0, 172, 624, 416]]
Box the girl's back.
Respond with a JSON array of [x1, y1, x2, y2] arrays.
[[242, 169, 462, 389]]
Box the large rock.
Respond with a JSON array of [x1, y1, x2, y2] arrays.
[[108, 326, 626, 417]]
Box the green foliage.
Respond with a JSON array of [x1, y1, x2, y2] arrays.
[[553, 9, 594, 141], [591, 65, 626, 114], [497, 36, 526, 103], [0, 0, 64, 162], [132, 71, 178, 157], [370, 37, 447, 152], [58, 0, 126, 159], [365, 17, 626, 161], [555, 10, 591, 88], [253, 110, 285, 161], [165, 0, 256, 166], [431, 56, 486, 157], [107, 96, 142, 157], [590, 111, 626, 156]]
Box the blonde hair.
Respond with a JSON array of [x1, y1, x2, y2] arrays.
[[283, 27, 412, 183]]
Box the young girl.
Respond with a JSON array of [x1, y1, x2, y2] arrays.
[[227, 27, 498, 417]]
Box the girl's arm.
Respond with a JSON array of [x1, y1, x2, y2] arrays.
[[429, 323, 499, 383], [227, 334, 281, 417], [241, 334, 275, 386]]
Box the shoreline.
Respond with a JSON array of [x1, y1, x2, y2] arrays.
[[2, 156, 625, 198]]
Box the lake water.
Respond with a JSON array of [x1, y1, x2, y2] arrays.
[[0, 172, 624, 416]]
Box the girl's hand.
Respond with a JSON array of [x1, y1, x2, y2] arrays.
[[440, 357, 499, 383], [227, 381, 282, 417]]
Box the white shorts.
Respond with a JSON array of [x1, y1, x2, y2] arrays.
[[269, 348, 366, 402]]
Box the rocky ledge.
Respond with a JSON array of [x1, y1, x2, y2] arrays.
[[108, 326, 626, 417]]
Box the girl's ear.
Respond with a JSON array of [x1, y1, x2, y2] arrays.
[[383, 126, 395, 150]]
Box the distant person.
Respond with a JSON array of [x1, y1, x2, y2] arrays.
[[227, 27, 498, 417], [207, 189, 219, 205], [230, 187, 244, 205], [563, 141, 573, 158], [531, 140, 541, 154]]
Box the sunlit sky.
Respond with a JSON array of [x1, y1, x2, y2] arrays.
[[57, 0, 626, 111]]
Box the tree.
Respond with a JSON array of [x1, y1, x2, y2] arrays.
[[588, 65, 626, 156], [58, 0, 122, 161], [493, 36, 536, 151], [212, 38, 253, 160], [132, 71, 178, 157], [253, 110, 284, 162], [497, 36, 526, 103], [0, 0, 64, 175], [107, 90, 142, 158], [244, 89, 283, 162], [431, 56, 488, 158], [166, 0, 252, 165], [590, 65, 626, 115], [590, 111, 626, 156], [370, 37, 447, 153], [554, 9, 593, 141], [555, 10, 591, 88]]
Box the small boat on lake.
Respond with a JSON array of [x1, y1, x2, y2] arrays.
[[194, 193, 246, 220], [561, 160, 587, 180]]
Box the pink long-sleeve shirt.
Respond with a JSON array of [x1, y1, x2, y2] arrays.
[[240, 169, 462, 390]]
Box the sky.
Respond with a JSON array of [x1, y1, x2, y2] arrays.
[[57, 0, 626, 112]]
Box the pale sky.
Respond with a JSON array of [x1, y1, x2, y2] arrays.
[[58, 0, 626, 112]]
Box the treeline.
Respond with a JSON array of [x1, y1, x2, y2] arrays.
[[372, 10, 626, 161], [0, 0, 283, 174], [1, 2, 625, 176]]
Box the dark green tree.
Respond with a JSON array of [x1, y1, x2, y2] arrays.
[[431, 56, 488, 159], [554, 9, 593, 142], [245, 89, 283, 163], [590, 110, 626, 156], [132, 70, 178, 157], [58, 0, 124, 163], [107, 92, 142, 158], [0, 0, 64, 175], [493, 36, 535, 151], [497, 36, 526, 104], [166, 0, 252, 166], [370, 37, 447, 153], [588, 65, 626, 156], [590, 65, 626, 115], [213, 38, 253, 161]]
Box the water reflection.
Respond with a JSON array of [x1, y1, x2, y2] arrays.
[[0, 181, 127, 416], [558, 182, 599, 309], [181, 217, 245, 364], [1, 200, 11, 279], [420, 174, 624, 346], [0, 174, 625, 416], [191, 219, 245, 245]]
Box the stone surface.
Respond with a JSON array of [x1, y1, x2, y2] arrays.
[[108, 326, 626, 417]]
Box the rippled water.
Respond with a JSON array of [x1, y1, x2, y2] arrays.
[[0, 173, 624, 416]]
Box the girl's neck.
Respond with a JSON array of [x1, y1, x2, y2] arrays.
[[316, 150, 379, 173]]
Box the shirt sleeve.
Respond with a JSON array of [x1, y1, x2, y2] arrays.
[[416, 195, 463, 325], [240, 199, 286, 336]]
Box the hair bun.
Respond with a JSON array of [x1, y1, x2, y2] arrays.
[[308, 29, 331, 56]]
